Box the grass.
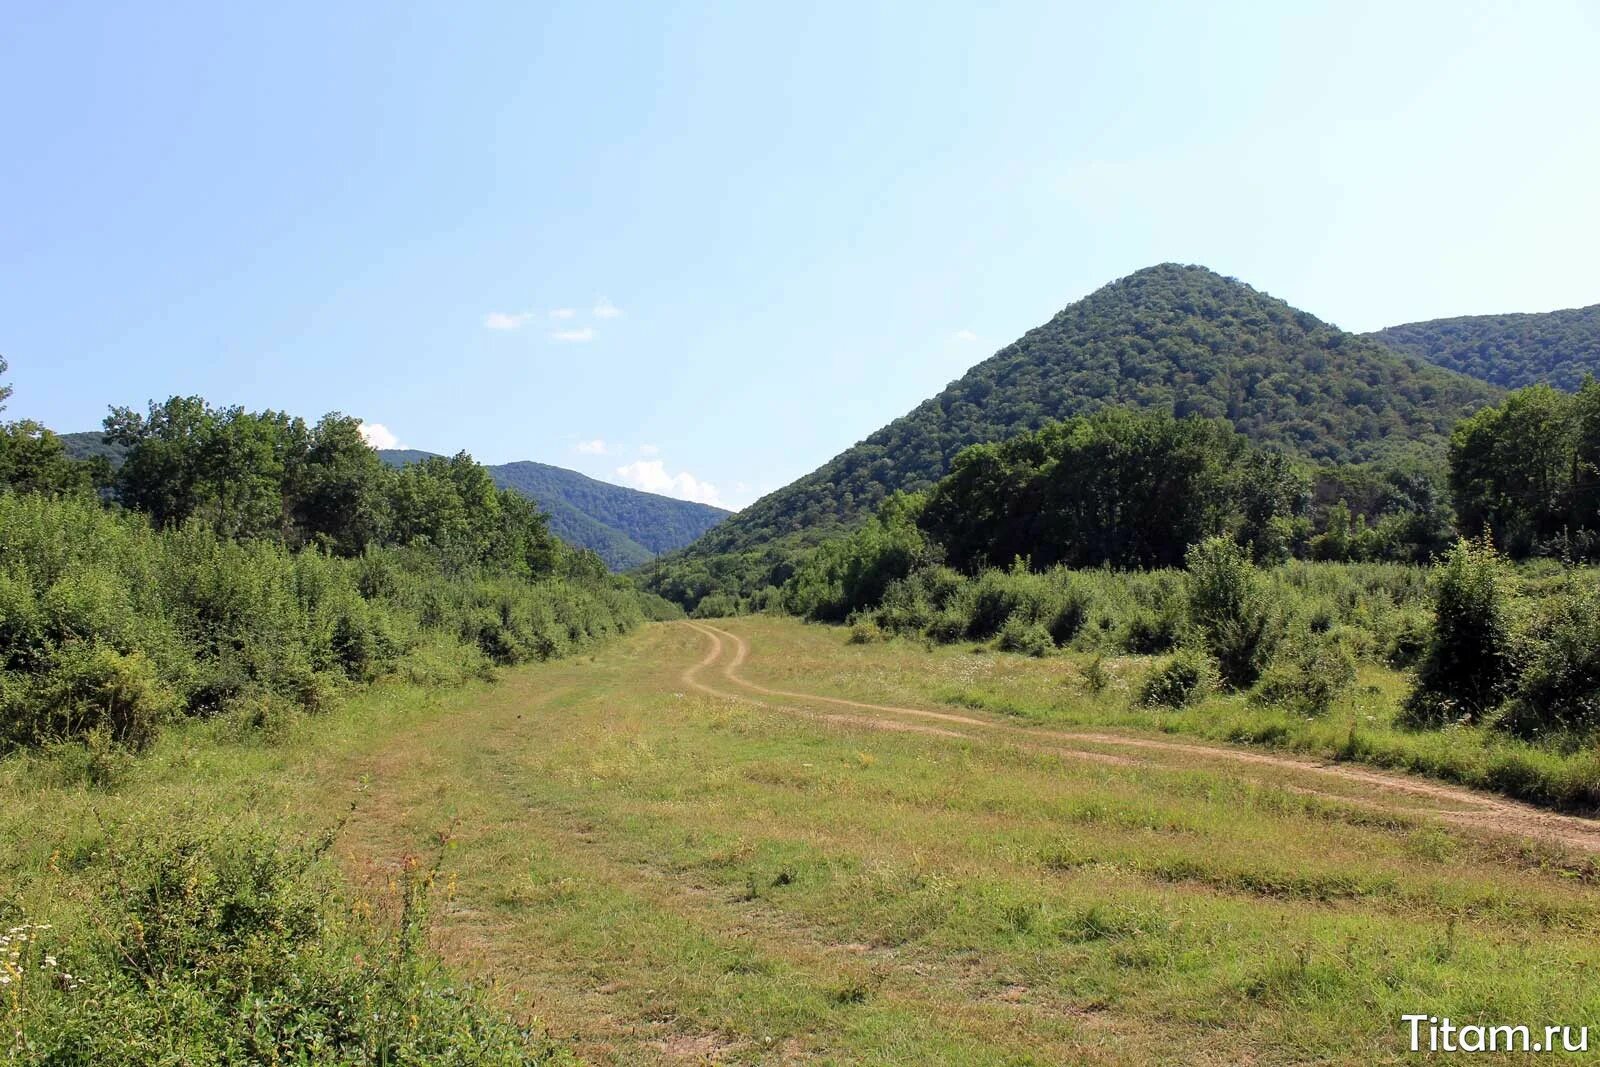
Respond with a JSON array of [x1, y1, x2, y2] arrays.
[[755, 615, 1600, 814], [6, 618, 1600, 1063]]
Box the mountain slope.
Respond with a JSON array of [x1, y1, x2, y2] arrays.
[[678, 263, 1500, 559], [1368, 304, 1600, 391], [374, 453, 729, 570], [57, 433, 727, 571]]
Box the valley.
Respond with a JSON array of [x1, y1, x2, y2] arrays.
[[10, 619, 1600, 1065]]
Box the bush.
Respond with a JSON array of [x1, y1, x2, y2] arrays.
[[0, 494, 651, 753], [1403, 537, 1520, 726], [1254, 639, 1357, 717], [5, 825, 577, 1065], [1139, 651, 1217, 708], [1500, 584, 1600, 738], [996, 618, 1054, 657], [1186, 537, 1281, 689]]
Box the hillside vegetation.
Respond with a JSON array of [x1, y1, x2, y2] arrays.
[[674, 264, 1498, 563], [1371, 303, 1600, 391], [57, 434, 729, 571]]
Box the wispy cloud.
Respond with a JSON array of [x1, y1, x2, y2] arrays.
[[548, 307, 576, 320], [592, 299, 623, 319], [638, 443, 660, 456], [484, 311, 534, 331], [951, 328, 980, 342], [551, 327, 596, 343], [573, 438, 609, 455], [614, 459, 724, 508], [358, 422, 401, 449]]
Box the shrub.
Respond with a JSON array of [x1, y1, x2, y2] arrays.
[[5, 825, 577, 1065], [996, 618, 1054, 657], [1139, 652, 1217, 708], [1500, 584, 1600, 737], [0, 494, 650, 753], [1254, 639, 1357, 717], [1403, 537, 1520, 726], [1185, 537, 1281, 689]]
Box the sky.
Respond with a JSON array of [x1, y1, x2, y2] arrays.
[[3, 1, 1598, 510]]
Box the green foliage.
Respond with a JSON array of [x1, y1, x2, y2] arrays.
[[1185, 537, 1281, 689], [4, 824, 576, 1064], [675, 263, 1498, 563], [920, 408, 1305, 572], [1447, 383, 1600, 557], [778, 493, 930, 623], [996, 617, 1054, 657], [1403, 538, 1520, 726], [1501, 582, 1600, 738], [1371, 303, 1600, 392], [0, 494, 649, 752], [1254, 638, 1357, 717], [483, 459, 728, 564], [1139, 651, 1217, 708], [0, 421, 100, 497]]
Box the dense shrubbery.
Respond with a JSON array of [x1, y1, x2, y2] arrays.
[[3, 823, 576, 1064], [0, 494, 653, 752]]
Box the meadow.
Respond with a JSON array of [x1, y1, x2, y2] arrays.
[[8, 616, 1600, 1064]]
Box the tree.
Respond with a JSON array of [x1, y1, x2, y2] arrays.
[[292, 414, 388, 555], [0, 355, 11, 414], [1448, 385, 1577, 555], [0, 421, 95, 496]]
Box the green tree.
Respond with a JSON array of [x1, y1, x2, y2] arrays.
[[0, 421, 96, 497], [1448, 385, 1577, 555]]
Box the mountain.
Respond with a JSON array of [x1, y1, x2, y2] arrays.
[[479, 460, 730, 566], [56, 434, 727, 571], [672, 264, 1501, 561], [1368, 304, 1600, 391], [373, 452, 727, 570]]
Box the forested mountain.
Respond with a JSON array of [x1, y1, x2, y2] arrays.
[[382, 452, 728, 570], [675, 264, 1499, 561], [59, 434, 729, 570], [1368, 304, 1600, 391]]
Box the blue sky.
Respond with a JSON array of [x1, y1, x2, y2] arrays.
[[4, 1, 1597, 510]]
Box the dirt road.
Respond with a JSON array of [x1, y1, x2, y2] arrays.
[[683, 620, 1600, 856]]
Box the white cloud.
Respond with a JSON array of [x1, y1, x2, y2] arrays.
[[484, 311, 534, 331], [952, 329, 980, 342], [638, 443, 660, 456], [592, 299, 623, 319], [551, 327, 596, 343], [614, 459, 724, 507], [358, 422, 401, 449], [548, 307, 576, 319], [573, 438, 609, 455]]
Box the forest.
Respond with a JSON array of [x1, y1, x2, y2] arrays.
[[1372, 302, 1600, 391], [670, 264, 1500, 564]]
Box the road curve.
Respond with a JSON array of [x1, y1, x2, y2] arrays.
[[679, 620, 1600, 856]]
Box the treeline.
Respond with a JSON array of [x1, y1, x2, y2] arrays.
[[649, 381, 1600, 616], [0, 372, 678, 753]]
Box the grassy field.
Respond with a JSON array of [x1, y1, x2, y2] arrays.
[[7, 616, 1600, 1064]]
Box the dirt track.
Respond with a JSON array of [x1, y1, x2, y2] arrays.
[[682, 620, 1600, 856]]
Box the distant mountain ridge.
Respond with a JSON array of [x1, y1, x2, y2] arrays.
[[668, 263, 1502, 561], [382, 452, 729, 570], [56, 433, 727, 571], [1367, 304, 1600, 391]]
